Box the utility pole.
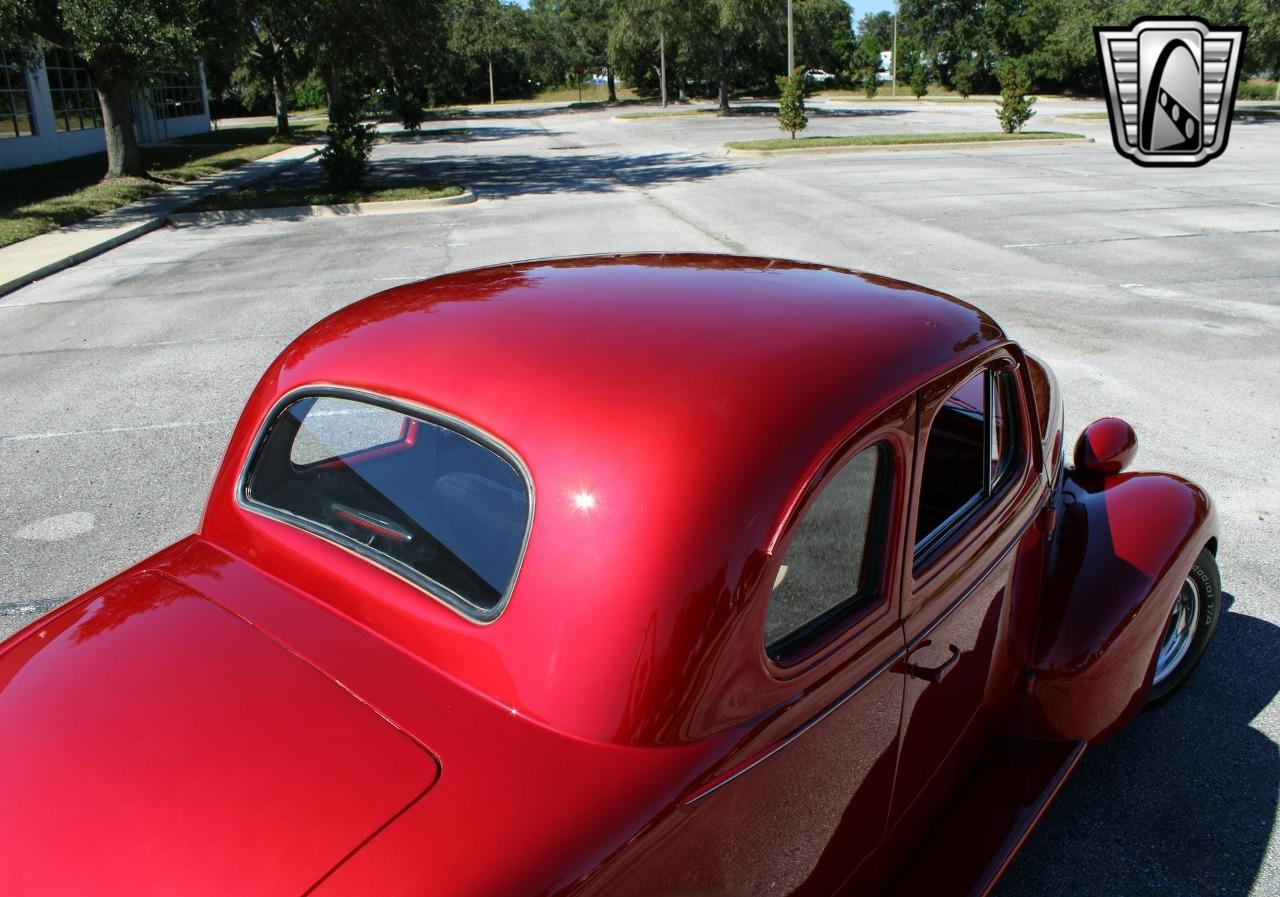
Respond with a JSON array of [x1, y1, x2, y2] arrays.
[[892, 0, 899, 97], [786, 0, 794, 75]]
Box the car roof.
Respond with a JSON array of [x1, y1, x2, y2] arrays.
[[215, 253, 1007, 744], [273, 253, 1002, 459]]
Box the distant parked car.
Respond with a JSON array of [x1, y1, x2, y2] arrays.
[[0, 255, 1222, 896], [805, 68, 835, 84]]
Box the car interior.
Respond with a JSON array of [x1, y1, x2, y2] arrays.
[[244, 396, 530, 614]]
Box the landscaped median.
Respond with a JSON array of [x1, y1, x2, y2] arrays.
[[720, 131, 1088, 155], [170, 182, 474, 225], [614, 108, 717, 121]]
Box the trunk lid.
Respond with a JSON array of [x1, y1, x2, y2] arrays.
[[0, 572, 439, 896]]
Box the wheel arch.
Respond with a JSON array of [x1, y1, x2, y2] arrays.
[[1010, 469, 1217, 743]]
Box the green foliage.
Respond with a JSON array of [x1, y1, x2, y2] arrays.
[[910, 62, 929, 99], [852, 31, 881, 97], [796, 0, 856, 76], [398, 94, 426, 131], [320, 103, 377, 190], [776, 67, 808, 137], [1238, 79, 1279, 100], [995, 58, 1036, 133], [856, 11, 893, 51], [952, 58, 977, 98], [294, 75, 328, 109]]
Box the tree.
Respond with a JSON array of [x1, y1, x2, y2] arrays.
[[0, 0, 227, 178], [611, 0, 684, 106], [319, 100, 376, 190], [952, 57, 977, 97], [776, 66, 807, 137], [856, 10, 893, 51], [996, 57, 1036, 132], [796, 0, 855, 76], [851, 30, 881, 97], [1243, 0, 1280, 100], [235, 0, 314, 139], [551, 0, 620, 103], [909, 60, 929, 98], [450, 0, 526, 104]]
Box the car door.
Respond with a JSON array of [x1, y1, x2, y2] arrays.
[[886, 353, 1041, 841], [615, 397, 913, 897]]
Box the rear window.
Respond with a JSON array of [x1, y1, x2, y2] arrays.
[[242, 392, 531, 621]]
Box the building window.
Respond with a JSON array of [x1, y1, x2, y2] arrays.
[[45, 49, 103, 132], [148, 69, 203, 119], [0, 50, 36, 138]]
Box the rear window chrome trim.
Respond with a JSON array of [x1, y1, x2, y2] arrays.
[[234, 384, 535, 626]]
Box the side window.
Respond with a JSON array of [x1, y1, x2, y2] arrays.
[[914, 367, 1019, 558], [765, 444, 890, 660], [243, 393, 531, 621]]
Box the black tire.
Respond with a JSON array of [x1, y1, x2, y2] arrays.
[[1148, 547, 1221, 706]]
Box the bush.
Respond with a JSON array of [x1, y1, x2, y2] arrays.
[[910, 64, 929, 99], [320, 104, 377, 191], [1238, 79, 1278, 100], [953, 59, 977, 98], [398, 94, 425, 132], [996, 59, 1037, 133], [292, 75, 328, 110], [776, 67, 809, 138]]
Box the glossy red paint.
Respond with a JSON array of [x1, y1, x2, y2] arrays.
[[1073, 416, 1139, 475], [0, 254, 1220, 897], [1013, 470, 1216, 743]]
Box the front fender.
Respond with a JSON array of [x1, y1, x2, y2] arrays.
[[1015, 470, 1216, 743]]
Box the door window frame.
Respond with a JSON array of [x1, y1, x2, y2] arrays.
[[762, 394, 914, 677], [910, 353, 1031, 579]]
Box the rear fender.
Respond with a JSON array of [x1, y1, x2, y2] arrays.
[[1013, 470, 1216, 743]]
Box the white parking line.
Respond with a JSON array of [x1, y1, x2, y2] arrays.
[[0, 418, 234, 443]]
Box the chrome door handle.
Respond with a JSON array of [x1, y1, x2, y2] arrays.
[[905, 642, 962, 683]]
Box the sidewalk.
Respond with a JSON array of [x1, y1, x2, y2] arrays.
[[0, 142, 320, 298]]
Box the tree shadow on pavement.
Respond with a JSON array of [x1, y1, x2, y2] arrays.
[[996, 592, 1280, 897], [265, 152, 737, 200]]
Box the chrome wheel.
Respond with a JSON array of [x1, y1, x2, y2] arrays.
[[1153, 576, 1200, 686]]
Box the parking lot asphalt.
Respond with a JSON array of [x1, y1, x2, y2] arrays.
[[2, 97, 1278, 895]]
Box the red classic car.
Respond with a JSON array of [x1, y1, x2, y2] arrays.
[[0, 254, 1220, 897]]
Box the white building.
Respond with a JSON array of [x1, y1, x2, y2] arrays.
[[878, 50, 894, 82], [0, 48, 210, 171]]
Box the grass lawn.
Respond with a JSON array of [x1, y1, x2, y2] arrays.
[[490, 84, 641, 105], [724, 131, 1085, 151], [184, 182, 465, 212], [811, 90, 998, 102], [0, 121, 327, 249]]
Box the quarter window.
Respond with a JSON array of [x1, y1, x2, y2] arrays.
[[766, 445, 889, 659], [914, 368, 1019, 557], [244, 393, 531, 621]]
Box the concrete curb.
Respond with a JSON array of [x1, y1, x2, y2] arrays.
[[0, 218, 168, 298], [167, 189, 478, 226], [718, 136, 1093, 157], [0, 144, 321, 299]]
